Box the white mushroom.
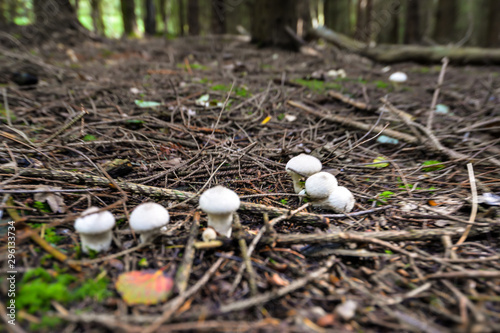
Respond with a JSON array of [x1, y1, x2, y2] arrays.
[[389, 71, 407, 83], [202, 227, 217, 242], [199, 186, 240, 237], [389, 71, 407, 91], [129, 202, 170, 243], [304, 171, 338, 205], [326, 186, 355, 213], [285, 154, 322, 193], [74, 206, 115, 254]]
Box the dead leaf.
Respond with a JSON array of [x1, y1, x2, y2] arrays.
[[115, 270, 174, 305], [34, 186, 66, 213], [265, 272, 289, 287]]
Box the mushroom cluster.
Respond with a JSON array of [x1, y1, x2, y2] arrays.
[[288, 155, 355, 213]]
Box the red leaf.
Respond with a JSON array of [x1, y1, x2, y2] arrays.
[[115, 270, 174, 305]]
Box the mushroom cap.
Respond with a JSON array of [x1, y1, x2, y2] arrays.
[[285, 154, 322, 177], [74, 206, 115, 234], [305, 172, 338, 199], [199, 186, 240, 214], [327, 186, 355, 213], [202, 227, 217, 242], [389, 71, 407, 83], [129, 202, 170, 232]]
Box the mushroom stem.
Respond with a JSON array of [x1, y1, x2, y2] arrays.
[[138, 230, 155, 243], [291, 172, 304, 193], [80, 231, 112, 253], [207, 213, 233, 237]]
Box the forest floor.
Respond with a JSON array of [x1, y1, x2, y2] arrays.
[[0, 34, 499, 333]]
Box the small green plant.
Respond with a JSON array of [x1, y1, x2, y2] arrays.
[[138, 258, 148, 267], [277, 113, 285, 121], [82, 134, 97, 142], [280, 198, 288, 205], [370, 191, 394, 205], [44, 227, 63, 244], [33, 201, 51, 213], [374, 80, 389, 89], [421, 160, 445, 172], [211, 84, 250, 97]]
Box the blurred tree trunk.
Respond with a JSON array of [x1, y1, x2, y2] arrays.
[[187, 0, 199, 35], [324, 0, 351, 36], [211, 0, 226, 34], [33, 0, 82, 32], [0, 0, 6, 26], [250, 0, 300, 50], [487, 0, 500, 47], [374, 0, 399, 44], [178, 0, 184, 36], [354, 0, 372, 42], [158, 0, 168, 36], [404, 0, 420, 44], [90, 0, 105, 36], [297, 0, 310, 38], [433, 0, 457, 44], [8, 0, 17, 24], [120, 0, 138, 36], [144, 0, 157, 35], [470, 0, 488, 47]]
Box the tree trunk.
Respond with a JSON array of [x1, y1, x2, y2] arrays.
[[404, 0, 420, 44], [487, 0, 500, 47], [251, 0, 300, 50], [211, 0, 226, 34], [374, 0, 399, 44], [354, 0, 372, 42], [470, 0, 488, 47], [187, 0, 200, 35], [324, 0, 351, 36], [144, 0, 157, 35], [90, 0, 105, 36], [433, 0, 457, 44], [0, 0, 6, 26], [8, 0, 17, 24], [120, 0, 138, 36], [178, 0, 184, 36], [297, 0, 310, 38], [159, 0, 168, 36], [33, 0, 86, 41]]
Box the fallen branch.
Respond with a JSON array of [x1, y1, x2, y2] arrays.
[[0, 167, 328, 224], [287, 100, 418, 144], [273, 225, 499, 246], [311, 26, 500, 65]]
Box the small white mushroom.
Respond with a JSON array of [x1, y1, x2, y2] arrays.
[[202, 227, 217, 242], [389, 71, 407, 83], [285, 154, 322, 193], [304, 172, 338, 205], [389, 71, 407, 91], [74, 206, 115, 254], [129, 202, 170, 243], [326, 186, 355, 213], [199, 186, 240, 237]]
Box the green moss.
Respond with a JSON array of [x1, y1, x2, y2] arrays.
[[16, 268, 112, 314], [292, 79, 342, 93]]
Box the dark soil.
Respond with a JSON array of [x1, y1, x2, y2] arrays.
[[1, 35, 499, 333]]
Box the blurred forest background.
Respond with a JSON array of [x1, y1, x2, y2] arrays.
[[0, 0, 499, 48]]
